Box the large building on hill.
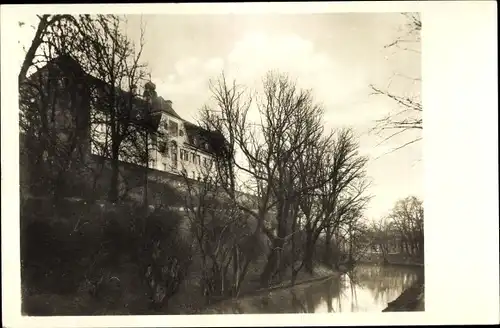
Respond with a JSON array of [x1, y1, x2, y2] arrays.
[[19, 54, 222, 201], [89, 79, 218, 181]]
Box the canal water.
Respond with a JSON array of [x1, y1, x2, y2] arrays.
[[202, 264, 423, 313]]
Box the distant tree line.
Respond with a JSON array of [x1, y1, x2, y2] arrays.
[[368, 196, 424, 263]]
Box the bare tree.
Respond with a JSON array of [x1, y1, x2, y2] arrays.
[[197, 71, 373, 288], [367, 218, 394, 264], [19, 15, 96, 201], [255, 72, 332, 287], [388, 196, 424, 259], [296, 129, 370, 272], [19, 15, 156, 204], [369, 13, 422, 155], [182, 162, 260, 303], [366, 195, 423, 265], [18, 14, 82, 85], [75, 15, 154, 202], [195, 69, 376, 293]]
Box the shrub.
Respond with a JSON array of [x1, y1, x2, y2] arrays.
[[137, 209, 193, 310], [21, 200, 192, 313], [21, 218, 88, 294]]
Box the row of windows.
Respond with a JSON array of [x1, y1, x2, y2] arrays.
[[162, 120, 210, 152], [156, 140, 209, 155], [163, 121, 183, 137], [180, 149, 201, 165], [150, 149, 212, 167]]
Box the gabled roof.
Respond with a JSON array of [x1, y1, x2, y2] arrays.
[[183, 121, 228, 156], [151, 96, 182, 121]]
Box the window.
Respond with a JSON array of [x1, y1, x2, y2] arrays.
[[159, 141, 167, 154], [163, 163, 167, 171], [204, 143, 209, 151], [170, 141, 178, 167], [179, 129, 184, 137], [150, 135, 158, 148], [196, 155, 201, 165], [192, 171, 196, 179], [168, 121, 179, 136], [181, 149, 189, 161]]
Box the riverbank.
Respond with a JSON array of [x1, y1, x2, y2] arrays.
[[22, 262, 337, 315], [174, 264, 339, 314], [356, 260, 424, 269], [383, 281, 425, 312], [198, 265, 339, 314], [357, 252, 424, 268]]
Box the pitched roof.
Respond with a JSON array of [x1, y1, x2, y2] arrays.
[[151, 96, 183, 120]]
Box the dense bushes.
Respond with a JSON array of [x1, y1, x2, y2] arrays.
[[20, 199, 192, 314]]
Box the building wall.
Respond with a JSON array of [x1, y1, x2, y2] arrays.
[[89, 110, 215, 180], [120, 111, 215, 180], [21, 57, 217, 206]]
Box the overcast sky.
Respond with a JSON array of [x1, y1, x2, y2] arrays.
[[16, 13, 422, 220]]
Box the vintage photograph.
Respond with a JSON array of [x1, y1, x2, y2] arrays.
[[16, 11, 424, 316]]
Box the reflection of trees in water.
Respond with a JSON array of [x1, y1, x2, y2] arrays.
[[349, 277, 359, 311], [347, 265, 422, 303], [325, 278, 342, 312], [248, 279, 346, 313], [214, 265, 421, 313]]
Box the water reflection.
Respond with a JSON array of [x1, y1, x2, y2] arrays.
[[203, 264, 423, 314]]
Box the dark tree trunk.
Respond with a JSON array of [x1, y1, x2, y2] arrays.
[[259, 239, 282, 288], [260, 204, 287, 287], [304, 234, 315, 274], [108, 143, 120, 202], [324, 226, 333, 267]]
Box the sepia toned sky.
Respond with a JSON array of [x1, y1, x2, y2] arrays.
[[15, 12, 422, 220]]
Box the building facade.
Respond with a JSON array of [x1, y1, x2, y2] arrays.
[[89, 80, 216, 181], [20, 55, 220, 202]]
